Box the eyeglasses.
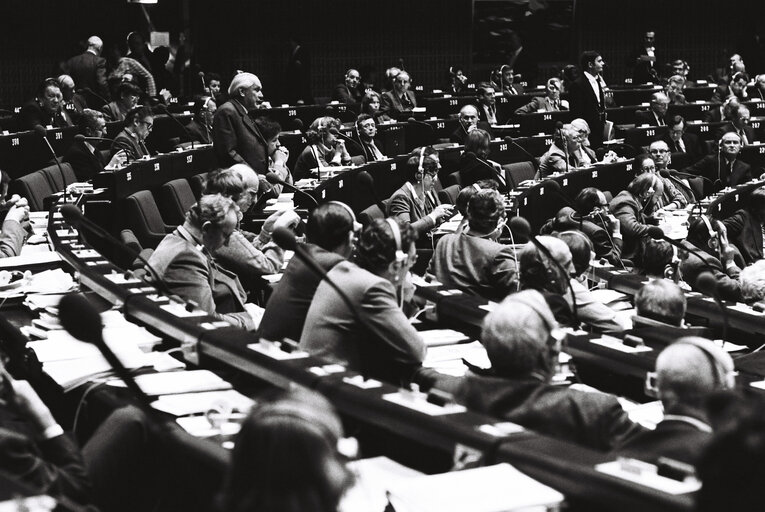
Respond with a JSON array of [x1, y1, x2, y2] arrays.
[[642, 165, 657, 171], [140, 120, 154, 130], [649, 148, 669, 154]]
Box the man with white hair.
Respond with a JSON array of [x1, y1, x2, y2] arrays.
[[635, 92, 670, 126], [514, 77, 568, 114], [213, 72, 270, 173], [429, 290, 643, 450], [615, 337, 734, 465], [380, 71, 417, 119], [62, 36, 109, 105]]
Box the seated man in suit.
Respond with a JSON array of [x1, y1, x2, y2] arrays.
[[514, 78, 568, 115], [754, 73, 765, 101], [660, 115, 702, 164], [64, 109, 126, 180], [429, 189, 519, 301], [683, 131, 752, 196], [185, 96, 216, 145], [300, 218, 426, 383], [380, 71, 417, 119], [449, 104, 479, 144], [259, 201, 358, 343], [475, 82, 498, 125], [679, 215, 743, 302], [715, 102, 757, 145], [17, 78, 74, 131], [353, 114, 386, 162], [110, 105, 153, 160], [635, 92, 670, 126], [101, 82, 141, 122], [425, 290, 644, 451], [634, 278, 687, 328], [147, 194, 263, 330], [615, 337, 734, 466], [723, 186, 765, 265], [711, 71, 749, 104], [646, 142, 693, 208], [332, 68, 363, 104]]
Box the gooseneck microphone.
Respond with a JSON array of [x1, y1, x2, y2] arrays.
[[60, 204, 195, 311], [357, 171, 386, 214], [510, 216, 579, 325], [74, 133, 115, 144], [504, 136, 537, 165], [264, 172, 318, 208], [198, 71, 207, 93], [271, 227, 373, 379], [695, 271, 730, 342], [34, 125, 68, 204], [155, 104, 195, 149], [543, 180, 574, 207], [646, 226, 718, 276]]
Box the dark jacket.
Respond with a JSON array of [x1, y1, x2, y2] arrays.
[[212, 99, 268, 173], [659, 131, 703, 164], [614, 412, 712, 466], [332, 83, 363, 104], [17, 102, 73, 131], [635, 109, 667, 127], [110, 129, 149, 160], [432, 372, 644, 451], [568, 74, 605, 147], [63, 50, 110, 102], [63, 140, 107, 181], [713, 123, 757, 145], [723, 209, 763, 265], [683, 154, 752, 197], [609, 190, 651, 262], [678, 239, 742, 302], [542, 206, 623, 265]]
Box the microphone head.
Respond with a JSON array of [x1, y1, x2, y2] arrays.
[[407, 117, 417, 123], [554, 121, 564, 130], [74, 134, 85, 142], [33, 125, 47, 136], [264, 172, 282, 185], [659, 169, 671, 179], [504, 136, 515, 143], [198, 71, 206, 78], [58, 293, 103, 344], [292, 118, 304, 131], [60, 204, 84, 227], [272, 226, 298, 251], [328, 127, 340, 136], [695, 271, 718, 297], [647, 226, 665, 240], [545, 179, 562, 192], [357, 170, 374, 189], [509, 216, 532, 239]]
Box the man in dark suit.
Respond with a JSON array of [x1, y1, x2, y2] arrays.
[[635, 92, 669, 126], [569, 51, 608, 148], [110, 105, 153, 160], [714, 102, 757, 144], [450, 104, 479, 144], [723, 187, 765, 265], [17, 78, 74, 131], [711, 71, 749, 103], [213, 72, 269, 174], [259, 201, 356, 342], [475, 82, 498, 125], [514, 77, 568, 115], [661, 115, 703, 164], [380, 71, 417, 119], [615, 336, 734, 466], [629, 31, 660, 85], [64, 109, 125, 180], [332, 69, 363, 104], [62, 36, 109, 105], [683, 131, 753, 196]]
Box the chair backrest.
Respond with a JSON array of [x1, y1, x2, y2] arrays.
[[41, 162, 76, 191], [124, 190, 173, 249], [159, 179, 197, 226], [358, 203, 385, 226], [442, 171, 463, 189], [505, 161, 536, 189], [437, 184, 460, 205], [8, 170, 55, 211], [119, 229, 154, 271]]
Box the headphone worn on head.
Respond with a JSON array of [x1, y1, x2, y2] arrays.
[[415, 147, 426, 181], [674, 338, 735, 389], [328, 200, 361, 232], [385, 218, 408, 264]]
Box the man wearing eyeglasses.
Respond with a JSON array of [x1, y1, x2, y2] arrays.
[[380, 71, 417, 119], [647, 140, 691, 210], [110, 105, 153, 160], [514, 78, 568, 115], [659, 115, 702, 164]]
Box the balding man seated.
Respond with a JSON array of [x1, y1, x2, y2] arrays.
[[428, 290, 643, 451], [428, 189, 519, 301], [635, 92, 670, 126], [450, 105, 480, 145], [614, 337, 734, 466]]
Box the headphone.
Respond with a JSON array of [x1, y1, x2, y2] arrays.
[[329, 201, 361, 232], [416, 147, 426, 181], [385, 218, 408, 264]]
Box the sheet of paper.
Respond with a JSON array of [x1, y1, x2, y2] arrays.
[[107, 369, 232, 396], [151, 389, 253, 416], [383, 392, 466, 416], [418, 329, 470, 347]]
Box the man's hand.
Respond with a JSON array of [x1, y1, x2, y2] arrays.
[[273, 210, 301, 231], [5, 203, 29, 225], [107, 150, 128, 168], [431, 204, 455, 222], [7, 378, 59, 436]]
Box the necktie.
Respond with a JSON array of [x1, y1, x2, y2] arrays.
[[401, 93, 411, 108], [509, 85, 517, 95], [678, 139, 685, 153], [740, 129, 748, 145], [596, 77, 605, 109]]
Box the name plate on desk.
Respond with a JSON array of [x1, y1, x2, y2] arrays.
[[247, 342, 309, 360], [383, 391, 466, 416], [590, 335, 653, 353]]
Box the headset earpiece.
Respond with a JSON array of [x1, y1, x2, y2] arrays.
[[415, 147, 426, 182], [385, 218, 408, 264], [329, 201, 361, 232]]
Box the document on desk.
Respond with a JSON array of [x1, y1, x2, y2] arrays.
[[590, 335, 653, 353], [385, 463, 564, 512], [151, 389, 254, 416], [418, 329, 470, 347], [107, 369, 232, 396], [340, 457, 423, 512], [0, 251, 61, 269]]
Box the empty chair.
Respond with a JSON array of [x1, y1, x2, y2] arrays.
[[505, 161, 536, 189], [437, 184, 460, 205], [119, 229, 154, 271], [8, 170, 56, 211], [124, 190, 174, 249], [358, 203, 385, 226], [159, 179, 197, 226], [41, 162, 77, 192], [442, 171, 463, 189]]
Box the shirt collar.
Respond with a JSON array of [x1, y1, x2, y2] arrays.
[[662, 414, 713, 433], [584, 71, 600, 82]]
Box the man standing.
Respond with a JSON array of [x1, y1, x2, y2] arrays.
[[381, 71, 417, 119], [630, 31, 659, 84], [569, 51, 609, 148], [332, 69, 363, 104], [62, 36, 109, 105], [213, 72, 269, 174]]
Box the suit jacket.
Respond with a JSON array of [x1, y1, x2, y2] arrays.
[[63, 140, 106, 181], [678, 240, 742, 302], [212, 99, 268, 173], [147, 228, 255, 330], [111, 129, 149, 160], [514, 96, 567, 115], [615, 414, 712, 466], [609, 190, 651, 261], [568, 74, 605, 147], [683, 154, 752, 196], [101, 101, 129, 122], [17, 102, 73, 131], [63, 50, 109, 102], [332, 83, 363, 104], [477, 103, 498, 125], [538, 143, 597, 178], [449, 121, 493, 145], [711, 84, 747, 104], [380, 90, 417, 119], [386, 182, 439, 235], [213, 230, 284, 292], [300, 260, 426, 383], [660, 132, 702, 163], [429, 233, 519, 302], [185, 119, 212, 145], [542, 206, 623, 265], [635, 109, 667, 126], [500, 83, 525, 97], [259, 244, 345, 343], [703, 104, 724, 123], [723, 209, 763, 265], [713, 122, 757, 145], [432, 372, 644, 451]]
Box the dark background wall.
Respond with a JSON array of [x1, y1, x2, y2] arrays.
[[0, 0, 763, 106]]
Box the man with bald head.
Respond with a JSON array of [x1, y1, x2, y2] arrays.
[[213, 72, 270, 173], [615, 336, 734, 465], [450, 104, 480, 144], [635, 92, 669, 126], [380, 70, 417, 119], [428, 290, 643, 450], [63, 36, 109, 105], [647, 140, 691, 209], [332, 69, 363, 104]]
